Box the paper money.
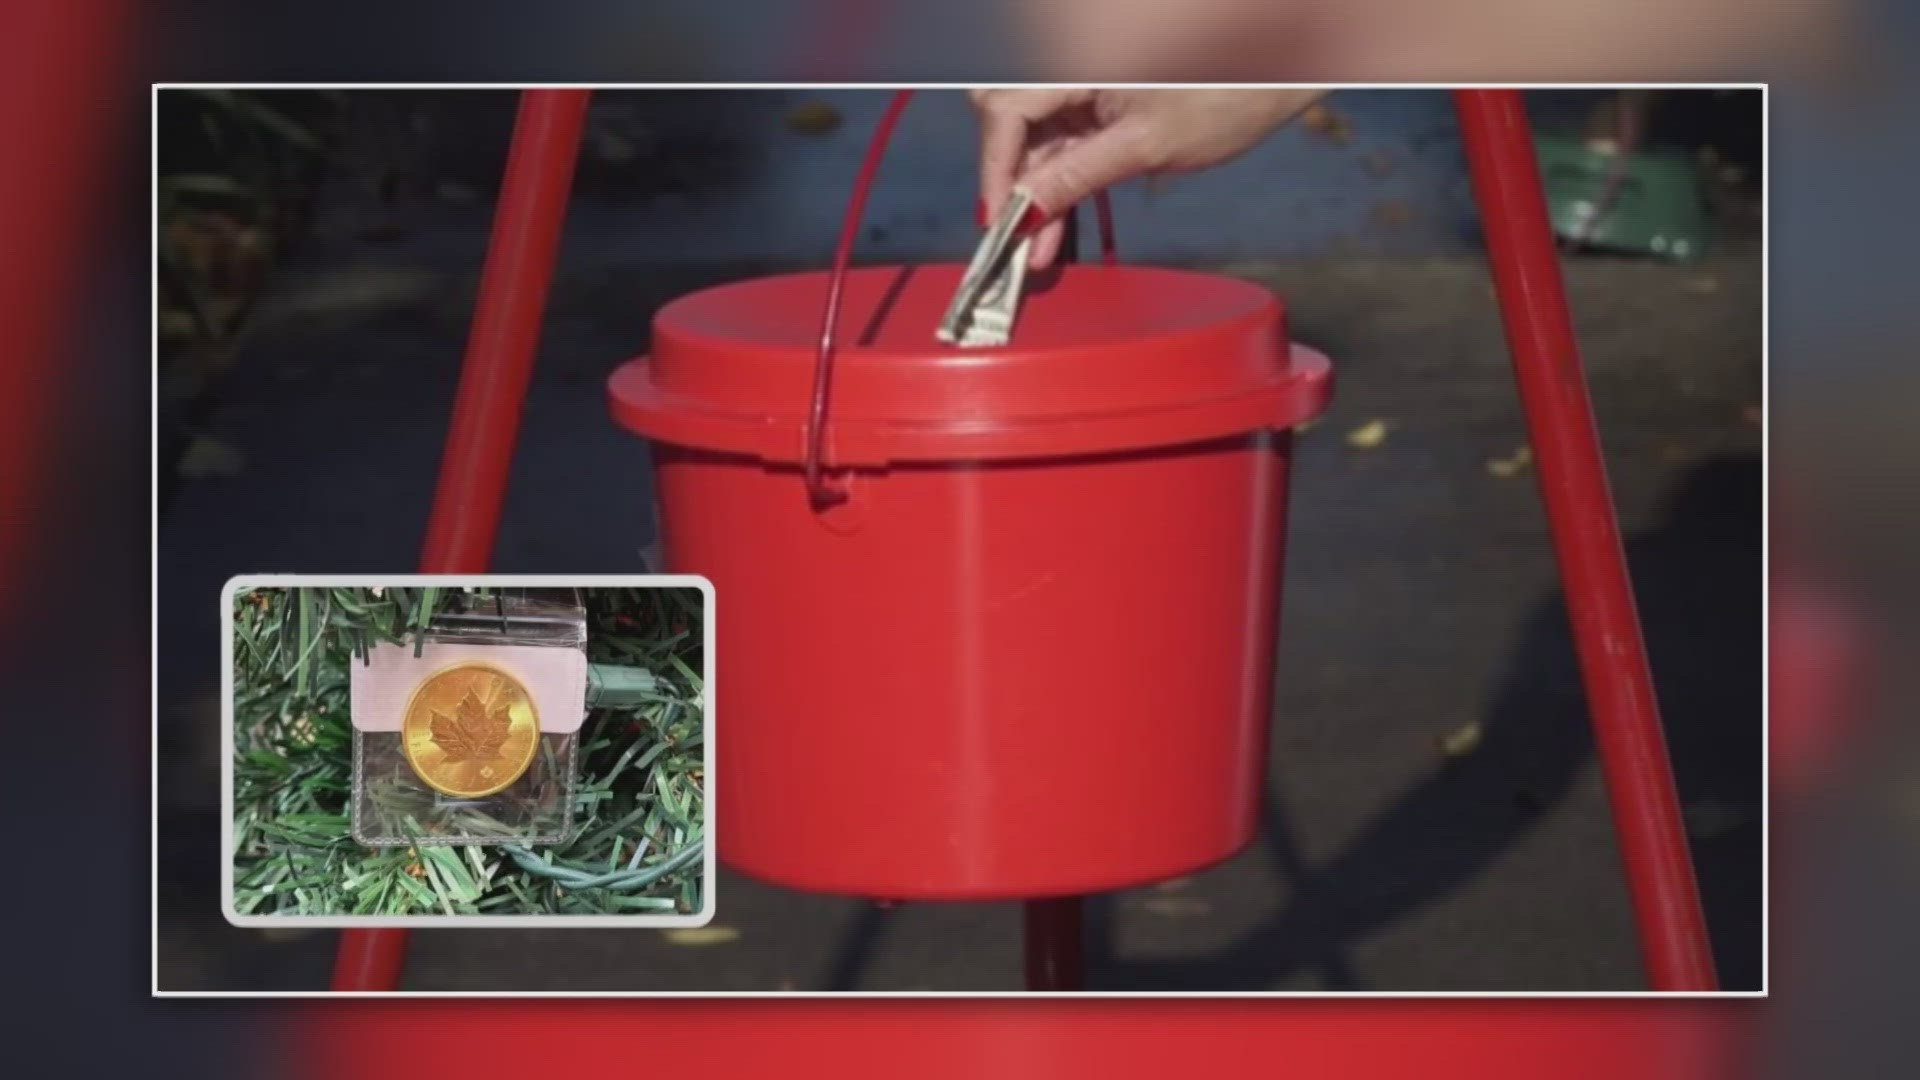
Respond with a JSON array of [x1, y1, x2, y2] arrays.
[[958, 235, 1031, 347], [938, 187, 1035, 347]]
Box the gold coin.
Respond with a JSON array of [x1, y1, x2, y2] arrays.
[[400, 662, 540, 798]]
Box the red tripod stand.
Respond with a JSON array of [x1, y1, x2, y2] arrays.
[[330, 88, 1715, 994]]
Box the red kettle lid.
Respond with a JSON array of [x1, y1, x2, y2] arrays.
[[609, 263, 1331, 465]]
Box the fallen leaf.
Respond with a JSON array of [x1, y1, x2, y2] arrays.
[[1301, 103, 1352, 147], [177, 437, 247, 478], [1369, 199, 1415, 230], [664, 926, 741, 946], [1436, 720, 1484, 759], [1346, 419, 1391, 449], [785, 100, 844, 136], [1486, 445, 1534, 478], [1154, 876, 1195, 893]]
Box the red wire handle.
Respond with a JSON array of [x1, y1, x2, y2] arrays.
[[802, 92, 1119, 506], [803, 89, 913, 507], [1094, 190, 1118, 266]]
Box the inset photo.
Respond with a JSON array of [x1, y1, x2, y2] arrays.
[[220, 576, 712, 926]]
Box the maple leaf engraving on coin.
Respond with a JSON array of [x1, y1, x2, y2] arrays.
[[428, 682, 513, 763]]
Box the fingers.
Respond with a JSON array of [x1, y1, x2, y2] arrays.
[[1018, 120, 1150, 228], [971, 87, 1091, 223], [977, 103, 1026, 227], [1019, 137, 1072, 269], [1027, 219, 1067, 271]]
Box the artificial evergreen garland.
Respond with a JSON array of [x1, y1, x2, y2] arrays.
[[230, 585, 705, 916]]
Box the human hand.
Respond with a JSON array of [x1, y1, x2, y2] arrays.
[[971, 88, 1325, 268]]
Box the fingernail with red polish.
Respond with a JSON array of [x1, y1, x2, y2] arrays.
[[975, 198, 988, 228], [1015, 202, 1047, 237]]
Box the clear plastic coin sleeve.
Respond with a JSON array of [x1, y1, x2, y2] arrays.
[[350, 591, 587, 847]]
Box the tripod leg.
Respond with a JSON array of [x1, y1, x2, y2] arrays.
[[330, 88, 591, 992], [1453, 89, 1716, 991], [1025, 897, 1086, 991]]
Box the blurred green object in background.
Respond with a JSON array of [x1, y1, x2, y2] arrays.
[[1536, 135, 1712, 262]]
